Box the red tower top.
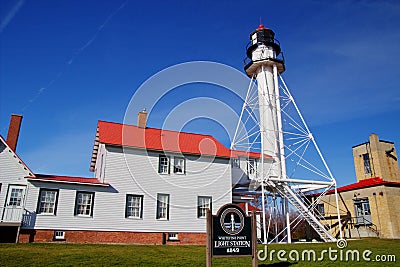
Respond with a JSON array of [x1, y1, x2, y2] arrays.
[[244, 24, 285, 76]]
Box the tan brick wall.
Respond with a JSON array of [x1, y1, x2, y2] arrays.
[[318, 185, 400, 239], [18, 230, 206, 245], [353, 134, 400, 182], [382, 187, 400, 238]]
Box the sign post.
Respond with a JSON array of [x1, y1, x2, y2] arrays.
[[206, 209, 212, 267], [251, 211, 258, 266], [206, 204, 258, 266]]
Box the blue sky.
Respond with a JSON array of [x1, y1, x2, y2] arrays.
[[1, 0, 399, 186]]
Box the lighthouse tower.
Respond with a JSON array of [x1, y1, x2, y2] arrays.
[[244, 24, 286, 183], [244, 24, 290, 242], [232, 24, 343, 244]]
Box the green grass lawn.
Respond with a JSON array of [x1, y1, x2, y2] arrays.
[[0, 238, 398, 266]]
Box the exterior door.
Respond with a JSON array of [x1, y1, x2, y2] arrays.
[[2, 185, 26, 223], [354, 198, 372, 226]]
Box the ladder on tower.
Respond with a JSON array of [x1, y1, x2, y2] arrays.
[[268, 181, 336, 242]]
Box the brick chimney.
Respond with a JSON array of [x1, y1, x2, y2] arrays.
[[138, 109, 147, 128], [6, 114, 23, 151]]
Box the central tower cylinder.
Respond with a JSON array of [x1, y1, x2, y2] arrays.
[[257, 64, 280, 178], [245, 24, 285, 180]]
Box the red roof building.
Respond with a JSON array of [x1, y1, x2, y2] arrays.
[[90, 120, 267, 171], [0, 113, 266, 244]]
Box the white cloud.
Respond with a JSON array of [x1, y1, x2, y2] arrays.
[[0, 0, 24, 33]]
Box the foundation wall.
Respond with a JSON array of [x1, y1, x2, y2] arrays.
[[18, 229, 206, 245]]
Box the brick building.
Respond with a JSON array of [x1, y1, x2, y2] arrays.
[[313, 134, 400, 239]]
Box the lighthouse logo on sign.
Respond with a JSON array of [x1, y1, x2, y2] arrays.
[[220, 207, 244, 235]]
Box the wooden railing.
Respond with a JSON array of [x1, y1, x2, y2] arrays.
[[0, 207, 24, 223]]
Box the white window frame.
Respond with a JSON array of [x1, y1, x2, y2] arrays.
[[38, 189, 58, 215], [363, 202, 371, 215], [75, 191, 94, 217], [198, 196, 212, 218], [168, 233, 179, 241], [159, 155, 170, 174], [156, 193, 169, 220], [7, 186, 25, 207], [54, 230, 65, 240], [126, 194, 143, 219], [173, 157, 185, 174]]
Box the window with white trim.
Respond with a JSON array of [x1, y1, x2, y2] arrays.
[[9, 188, 24, 206], [159, 155, 170, 174], [126, 194, 143, 219], [54, 230, 65, 240], [156, 193, 169, 220], [168, 233, 178, 241], [198, 196, 212, 218], [173, 157, 185, 174], [38, 189, 58, 215], [75, 192, 94, 216]]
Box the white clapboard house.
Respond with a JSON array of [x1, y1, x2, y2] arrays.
[[0, 113, 260, 244]]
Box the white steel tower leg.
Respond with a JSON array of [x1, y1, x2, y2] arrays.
[[261, 181, 267, 243]]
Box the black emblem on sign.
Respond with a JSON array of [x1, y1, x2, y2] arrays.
[[220, 207, 244, 235]]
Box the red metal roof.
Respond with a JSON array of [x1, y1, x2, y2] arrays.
[[96, 120, 267, 159], [27, 174, 108, 186], [325, 177, 400, 195]]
